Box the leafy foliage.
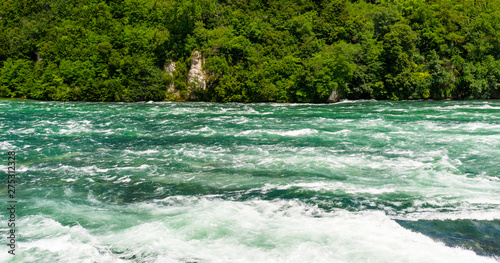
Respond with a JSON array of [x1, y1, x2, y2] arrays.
[[1, 0, 500, 101]]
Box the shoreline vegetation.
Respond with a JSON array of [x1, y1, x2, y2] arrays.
[[1, 97, 498, 105], [2, 0, 500, 103]]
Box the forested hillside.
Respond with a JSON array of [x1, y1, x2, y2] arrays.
[[1, 0, 500, 102]]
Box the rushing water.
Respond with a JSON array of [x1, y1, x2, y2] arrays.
[[0, 99, 499, 262]]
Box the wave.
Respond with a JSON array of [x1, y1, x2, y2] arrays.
[[7, 198, 497, 263]]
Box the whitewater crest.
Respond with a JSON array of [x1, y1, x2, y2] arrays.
[[10, 199, 498, 263]]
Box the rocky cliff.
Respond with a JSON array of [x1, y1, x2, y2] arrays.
[[187, 51, 206, 100], [327, 89, 341, 103]]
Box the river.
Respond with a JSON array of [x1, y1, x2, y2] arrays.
[[0, 99, 499, 262]]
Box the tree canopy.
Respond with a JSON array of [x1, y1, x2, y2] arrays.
[[1, 0, 500, 102]]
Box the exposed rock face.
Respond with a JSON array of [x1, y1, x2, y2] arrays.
[[165, 61, 176, 75], [165, 61, 177, 95], [327, 89, 341, 103], [36, 51, 42, 62], [187, 51, 206, 100]]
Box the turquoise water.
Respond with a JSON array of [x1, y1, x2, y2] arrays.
[[0, 99, 499, 262]]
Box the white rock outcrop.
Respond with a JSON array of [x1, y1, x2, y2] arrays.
[[327, 89, 341, 103], [187, 51, 206, 99], [165, 61, 176, 75], [165, 61, 177, 94], [36, 51, 42, 62]]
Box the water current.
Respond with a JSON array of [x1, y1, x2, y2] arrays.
[[0, 99, 499, 262]]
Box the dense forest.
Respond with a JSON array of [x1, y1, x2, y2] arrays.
[[1, 0, 500, 102]]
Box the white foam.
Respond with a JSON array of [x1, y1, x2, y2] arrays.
[[346, 188, 397, 194], [58, 120, 93, 135], [268, 128, 318, 136], [123, 149, 159, 155], [335, 99, 377, 104], [9, 128, 35, 134], [0, 141, 16, 150], [15, 216, 125, 263], [172, 126, 216, 136], [461, 122, 500, 132], [396, 209, 500, 221], [15, 198, 497, 263], [237, 129, 319, 137], [324, 129, 351, 136]]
